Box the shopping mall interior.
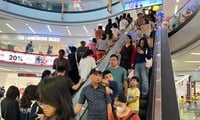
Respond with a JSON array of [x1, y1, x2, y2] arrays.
[[0, 0, 200, 120]]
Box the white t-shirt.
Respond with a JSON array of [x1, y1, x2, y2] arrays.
[[111, 28, 120, 37], [79, 56, 96, 80], [120, 19, 128, 31]]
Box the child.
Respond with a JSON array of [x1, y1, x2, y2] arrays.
[[109, 93, 140, 120], [102, 70, 119, 108], [179, 96, 185, 113], [127, 76, 140, 113]]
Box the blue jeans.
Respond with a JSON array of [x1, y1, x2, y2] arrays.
[[135, 62, 149, 96]]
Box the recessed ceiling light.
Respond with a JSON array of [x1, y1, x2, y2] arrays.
[[184, 61, 200, 63], [26, 23, 29, 26], [174, 5, 178, 14], [172, 60, 175, 62], [47, 25, 52, 32], [0, 30, 2, 33], [6, 23, 16, 31], [83, 26, 89, 34], [191, 53, 200, 55], [65, 26, 68, 29], [67, 29, 71, 36], [28, 26, 36, 34], [176, 0, 180, 3]]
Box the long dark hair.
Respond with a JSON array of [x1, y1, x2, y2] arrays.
[[37, 76, 74, 120], [20, 85, 38, 108], [41, 70, 51, 80], [126, 35, 133, 46], [82, 49, 93, 59], [6, 86, 19, 99], [138, 37, 148, 48]]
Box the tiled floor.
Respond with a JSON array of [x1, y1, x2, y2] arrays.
[[180, 110, 200, 120], [179, 82, 200, 120]]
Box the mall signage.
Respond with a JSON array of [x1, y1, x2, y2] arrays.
[[0, 49, 57, 66]]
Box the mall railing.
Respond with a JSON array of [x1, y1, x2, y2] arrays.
[[4, 0, 120, 12], [168, 0, 200, 36], [146, 28, 180, 120]]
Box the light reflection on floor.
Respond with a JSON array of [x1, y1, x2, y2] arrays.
[[180, 110, 200, 120], [180, 82, 200, 120]]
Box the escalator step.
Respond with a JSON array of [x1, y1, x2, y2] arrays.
[[140, 99, 148, 109], [139, 109, 147, 120]]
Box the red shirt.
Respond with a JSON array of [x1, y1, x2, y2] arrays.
[[109, 110, 140, 120]]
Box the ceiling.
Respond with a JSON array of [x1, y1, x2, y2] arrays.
[[0, 0, 188, 37], [172, 40, 200, 72], [1, 0, 199, 73]]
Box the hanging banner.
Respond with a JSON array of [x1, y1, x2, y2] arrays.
[[120, 0, 124, 8], [74, 0, 79, 8], [61, 0, 65, 20], [0, 49, 57, 66], [107, 0, 112, 14]]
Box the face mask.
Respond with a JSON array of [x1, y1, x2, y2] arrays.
[[116, 106, 126, 113]]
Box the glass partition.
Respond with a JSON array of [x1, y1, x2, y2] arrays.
[[169, 0, 200, 32], [5, 0, 120, 12]]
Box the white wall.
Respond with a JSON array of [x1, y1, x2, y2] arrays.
[[0, 72, 40, 95]]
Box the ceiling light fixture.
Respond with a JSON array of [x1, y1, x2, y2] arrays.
[[65, 26, 68, 29], [83, 26, 89, 34], [191, 53, 200, 55], [6, 23, 16, 31], [0, 30, 2, 33], [67, 29, 71, 36], [176, 0, 180, 3], [26, 23, 29, 26], [47, 25, 52, 32], [28, 26, 36, 34], [184, 61, 200, 63], [174, 5, 178, 14]]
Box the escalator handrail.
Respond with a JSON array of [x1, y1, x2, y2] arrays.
[[4, 0, 120, 13], [146, 28, 180, 120], [168, 0, 200, 36]]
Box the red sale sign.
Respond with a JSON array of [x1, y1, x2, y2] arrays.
[[0, 49, 57, 66]]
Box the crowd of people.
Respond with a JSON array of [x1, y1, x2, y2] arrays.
[[179, 93, 200, 115], [1, 9, 157, 120]]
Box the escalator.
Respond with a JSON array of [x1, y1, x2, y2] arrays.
[[144, 1, 200, 120], [72, 24, 133, 120], [168, 0, 200, 55], [73, 1, 200, 119]]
